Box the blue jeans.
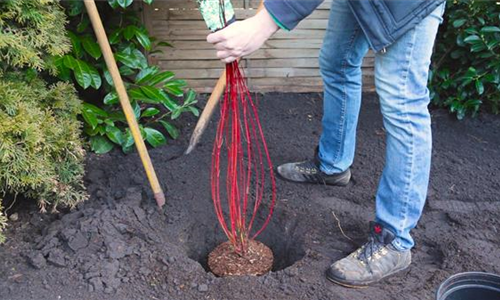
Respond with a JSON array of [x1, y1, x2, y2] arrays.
[[318, 0, 445, 250]]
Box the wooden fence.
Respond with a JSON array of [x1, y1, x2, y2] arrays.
[[140, 0, 374, 93]]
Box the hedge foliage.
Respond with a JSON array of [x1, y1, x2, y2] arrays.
[[430, 0, 500, 119], [0, 0, 86, 241], [0, 0, 71, 75]]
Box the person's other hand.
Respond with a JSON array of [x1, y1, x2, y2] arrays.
[[207, 9, 279, 63]]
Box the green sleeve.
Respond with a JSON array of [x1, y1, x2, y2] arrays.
[[267, 9, 290, 31]]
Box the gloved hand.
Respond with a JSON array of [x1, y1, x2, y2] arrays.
[[207, 8, 279, 63]]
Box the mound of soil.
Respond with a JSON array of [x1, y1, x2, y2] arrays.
[[208, 240, 274, 277], [1, 93, 499, 300]]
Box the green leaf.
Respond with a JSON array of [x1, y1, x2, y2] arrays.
[[159, 120, 179, 139], [164, 86, 183, 97], [139, 86, 169, 103], [453, 19, 467, 28], [82, 36, 102, 60], [471, 43, 487, 52], [157, 41, 173, 48], [109, 29, 123, 45], [122, 129, 135, 148], [108, 111, 126, 122], [171, 109, 182, 120], [129, 88, 163, 104], [119, 65, 135, 76], [486, 39, 500, 50], [475, 80, 485, 95], [186, 106, 200, 117], [83, 124, 100, 137], [144, 128, 167, 147], [135, 30, 152, 51], [63, 55, 78, 69], [184, 89, 197, 105], [90, 136, 114, 154], [67, 1, 84, 16], [136, 66, 159, 84], [463, 35, 481, 43], [161, 94, 180, 111], [139, 125, 147, 140], [148, 71, 175, 86], [115, 52, 138, 69], [122, 135, 135, 153], [132, 49, 149, 68], [143, 0, 154, 4], [77, 17, 90, 33], [478, 52, 495, 59], [464, 99, 482, 108], [132, 101, 141, 119], [164, 79, 187, 88], [129, 88, 146, 101], [54, 57, 71, 81], [117, 0, 133, 8], [105, 126, 124, 145], [464, 67, 477, 78], [103, 69, 114, 86], [123, 25, 137, 41], [484, 74, 496, 83], [464, 28, 478, 35], [115, 49, 148, 69], [73, 60, 102, 89], [149, 49, 164, 55], [141, 107, 160, 117], [83, 103, 108, 117], [104, 91, 119, 105], [67, 31, 83, 58], [107, 0, 119, 9], [82, 109, 98, 129], [480, 26, 500, 33]]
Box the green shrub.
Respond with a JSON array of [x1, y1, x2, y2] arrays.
[[0, 0, 71, 75], [0, 74, 87, 211], [430, 0, 500, 119], [60, 0, 199, 154], [0, 204, 6, 244], [0, 0, 86, 242]]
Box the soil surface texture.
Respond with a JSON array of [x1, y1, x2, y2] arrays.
[[1, 93, 499, 300]]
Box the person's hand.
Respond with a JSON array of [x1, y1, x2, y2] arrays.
[[207, 9, 279, 63]]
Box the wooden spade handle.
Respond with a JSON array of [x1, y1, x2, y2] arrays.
[[84, 0, 165, 208]]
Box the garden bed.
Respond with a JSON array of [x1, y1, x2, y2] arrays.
[[1, 93, 499, 300]]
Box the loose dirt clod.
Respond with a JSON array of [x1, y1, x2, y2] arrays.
[[208, 240, 273, 277]]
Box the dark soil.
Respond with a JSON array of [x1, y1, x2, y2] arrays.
[[1, 93, 499, 300], [208, 240, 273, 277]]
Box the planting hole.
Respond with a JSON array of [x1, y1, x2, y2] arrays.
[[185, 208, 306, 273]]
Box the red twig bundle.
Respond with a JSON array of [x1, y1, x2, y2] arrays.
[[211, 61, 276, 256]]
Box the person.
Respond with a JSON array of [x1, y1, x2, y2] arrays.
[[207, 0, 446, 288]]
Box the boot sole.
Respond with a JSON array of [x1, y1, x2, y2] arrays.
[[325, 263, 410, 288], [277, 169, 351, 186]]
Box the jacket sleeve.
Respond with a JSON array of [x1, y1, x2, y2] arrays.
[[264, 0, 324, 30]]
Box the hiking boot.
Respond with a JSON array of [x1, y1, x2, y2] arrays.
[[326, 222, 411, 288], [276, 149, 351, 186]]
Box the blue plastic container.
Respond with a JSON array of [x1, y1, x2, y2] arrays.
[[437, 272, 500, 300]]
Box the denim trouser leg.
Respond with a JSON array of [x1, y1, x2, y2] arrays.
[[374, 4, 445, 250], [319, 0, 445, 250], [318, 0, 369, 174]]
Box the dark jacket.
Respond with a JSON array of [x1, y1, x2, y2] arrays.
[[264, 0, 446, 52]]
